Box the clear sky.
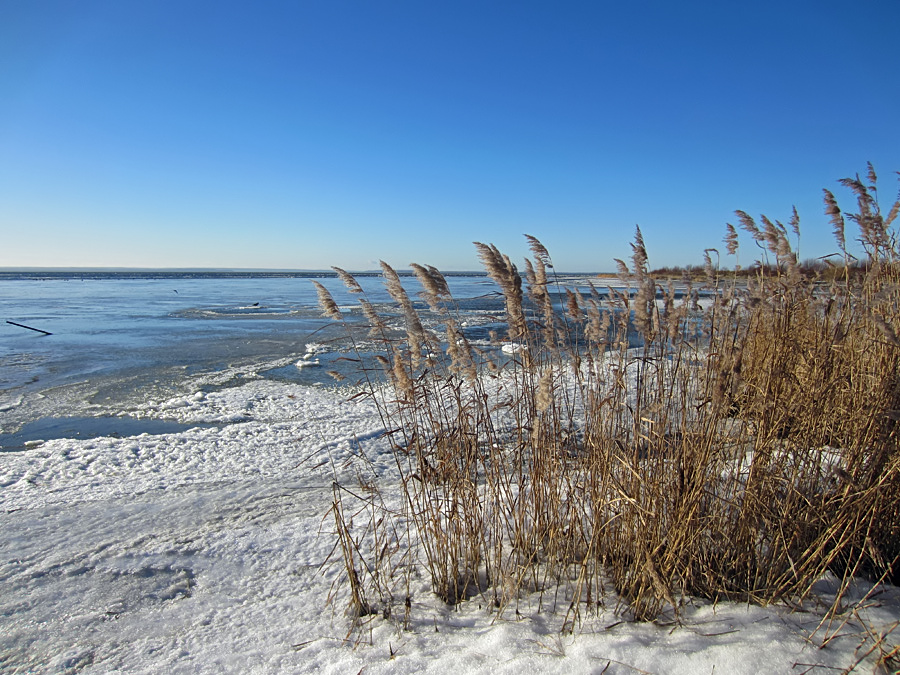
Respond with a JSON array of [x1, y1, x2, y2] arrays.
[[1, 1, 898, 271]]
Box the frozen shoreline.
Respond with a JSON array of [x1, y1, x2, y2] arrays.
[[3, 376, 900, 673], [2, 270, 899, 673]]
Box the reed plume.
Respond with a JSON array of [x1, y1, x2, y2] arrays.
[[824, 188, 847, 254], [380, 260, 427, 367], [332, 266, 364, 294], [312, 280, 342, 321], [474, 241, 527, 340]]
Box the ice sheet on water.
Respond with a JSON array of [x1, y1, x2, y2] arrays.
[[0, 416, 219, 451]]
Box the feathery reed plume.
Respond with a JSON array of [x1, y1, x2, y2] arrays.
[[735, 209, 763, 246], [630, 225, 648, 279], [474, 242, 506, 281], [824, 189, 847, 254], [390, 345, 414, 400], [867, 161, 878, 193], [333, 266, 364, 294], [524, 252, 558, 351], [374, 353, 390, 377], [585, 299, 609, 345], [789, 206, 801, 241], [840, 175, 875, 212], [776, 232, 794, 265], [359, 298, 388, 336], [703, 249, 715, 280], [381, 260, 426, 366], [474, 242, 526, 340], [524, 257, 537, 288], [629, 226, 656, 339], [445, 319, 476, 380], [410, 262, 451, 313], [768, 219, 794, 265], [527, 252, 549, 288], [887, 200, 900, 229], [379, 260, 406, 303], [536, 368, 554, 413], [759, 215, 782, 257], [841, 172, 894, 258], [525, 234, 553, 268], [884, 172, 900, 227], [426, 264, 451, 297], [724, 223, 740, 256], [565, 289, 581, 321], [312, 280, 342, 321], [633, 281, 654, 338]]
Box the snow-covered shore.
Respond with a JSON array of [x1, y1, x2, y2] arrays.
[[3, 380, 899, 674]]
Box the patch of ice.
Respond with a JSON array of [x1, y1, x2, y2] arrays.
[[304, 342, 330, 355]]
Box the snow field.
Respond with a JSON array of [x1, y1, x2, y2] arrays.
[[2, 378, 899, 673]]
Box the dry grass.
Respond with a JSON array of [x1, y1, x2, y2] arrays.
[[319, 165, 900, 632]]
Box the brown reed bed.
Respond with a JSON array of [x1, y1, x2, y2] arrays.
[[318, 164, 900, 632]]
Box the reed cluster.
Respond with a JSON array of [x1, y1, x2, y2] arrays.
[[318, 165, 900, 629]]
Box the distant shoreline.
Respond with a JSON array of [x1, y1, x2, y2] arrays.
[[0, 269, 490, 280], [0, 269, 611, 281]]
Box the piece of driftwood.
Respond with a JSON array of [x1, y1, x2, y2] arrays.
[[6, 321, 52, 336]]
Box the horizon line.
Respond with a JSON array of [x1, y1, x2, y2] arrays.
[[0, 266, 623, 275]]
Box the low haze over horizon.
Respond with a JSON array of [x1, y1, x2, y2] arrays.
[[2, 1, 899, 272]]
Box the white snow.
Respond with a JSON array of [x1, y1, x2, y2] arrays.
[[2, 378, 899, 674]]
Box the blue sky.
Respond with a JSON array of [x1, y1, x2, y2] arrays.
[[1, 1, 898, 271]]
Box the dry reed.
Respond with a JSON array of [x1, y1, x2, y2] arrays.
[[319, 166, 900, 634]]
